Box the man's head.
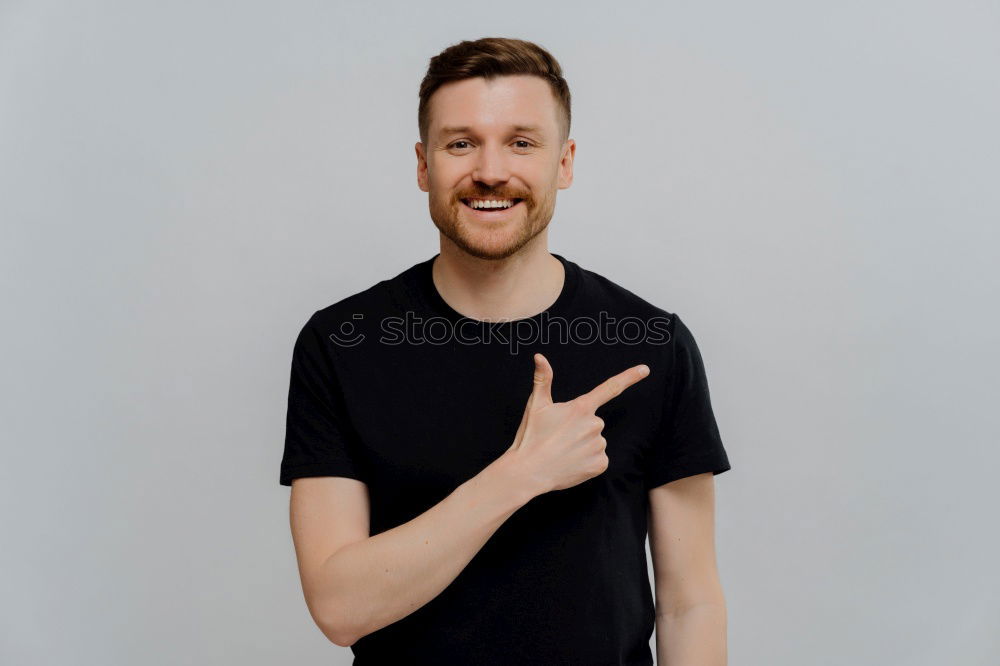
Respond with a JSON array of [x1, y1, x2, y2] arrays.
[[415, 38, 575, 261]]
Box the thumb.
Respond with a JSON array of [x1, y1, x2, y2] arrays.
[[529, 352, 554, 409]]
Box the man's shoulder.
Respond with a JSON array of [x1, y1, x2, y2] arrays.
[[573, 260, 676, 321], [311, 281, 388, 321], [306, 259, 424, 330]]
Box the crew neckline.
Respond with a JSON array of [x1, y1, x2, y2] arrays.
[[419, 252, 579, 325]]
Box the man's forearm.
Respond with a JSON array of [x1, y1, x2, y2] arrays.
[[655, 602, 728, 666], [315, 453, 537, 645]]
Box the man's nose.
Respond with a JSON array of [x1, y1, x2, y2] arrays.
[[471, 143, 510, 186]]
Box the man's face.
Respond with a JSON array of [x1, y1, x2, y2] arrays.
[[416, 74, 575, 261]]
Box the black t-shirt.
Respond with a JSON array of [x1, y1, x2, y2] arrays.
[[280, 252, 731, 665]]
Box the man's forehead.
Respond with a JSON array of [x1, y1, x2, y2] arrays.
[[428, 75, 560, 138], [437, 123, 546, 136]]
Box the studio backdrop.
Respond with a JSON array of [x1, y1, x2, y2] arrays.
[[1, 1, 997, 664]]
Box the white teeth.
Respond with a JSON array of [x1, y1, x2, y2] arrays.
[[469, 199, 515, 209]]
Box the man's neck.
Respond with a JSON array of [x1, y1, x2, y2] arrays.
[[431, 243, 565, 323]]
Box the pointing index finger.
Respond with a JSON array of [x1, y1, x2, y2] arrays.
[[575, 364, 650, 412]]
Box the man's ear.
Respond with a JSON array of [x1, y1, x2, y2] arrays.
[[415, 141, 429, 193], [558, 138, 576, 190]]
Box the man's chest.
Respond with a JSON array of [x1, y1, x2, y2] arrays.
[[332, 342, 661, 515]]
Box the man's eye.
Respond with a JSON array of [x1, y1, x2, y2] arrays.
[[448, 140, 533, 150]]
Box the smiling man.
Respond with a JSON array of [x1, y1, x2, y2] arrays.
[[280, 37, 731, 665], [421, 74, 563, 265]]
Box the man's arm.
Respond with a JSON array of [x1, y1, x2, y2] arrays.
[[648, 472, 728, 665], [288, 354, 647, 647], [289, 453, 536, 647]]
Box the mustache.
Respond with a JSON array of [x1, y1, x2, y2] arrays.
[[457, 192, 528, 200]]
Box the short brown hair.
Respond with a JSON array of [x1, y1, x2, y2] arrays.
[[418, 37, 572, 145]]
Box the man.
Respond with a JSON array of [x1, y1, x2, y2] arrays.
[[280, 37, 731, 665]]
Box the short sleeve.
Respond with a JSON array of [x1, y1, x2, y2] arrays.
[[644, 313, 731, 489], [279, 313, 368, 486]]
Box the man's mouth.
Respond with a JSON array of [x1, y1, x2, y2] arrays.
[[460, 197, 525, 214]]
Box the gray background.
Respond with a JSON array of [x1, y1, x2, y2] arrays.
[[2, 1, 998, 664]]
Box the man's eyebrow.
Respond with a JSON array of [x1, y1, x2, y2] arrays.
[[439, 125, 544, 136]]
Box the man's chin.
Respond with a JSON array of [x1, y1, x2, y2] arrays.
[[439, 227, 529, 261], [430, 210, 549, 260], [452, 236, 524, 261]]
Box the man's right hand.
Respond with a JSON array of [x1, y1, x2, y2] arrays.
[[504, 353, 651, 495]]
